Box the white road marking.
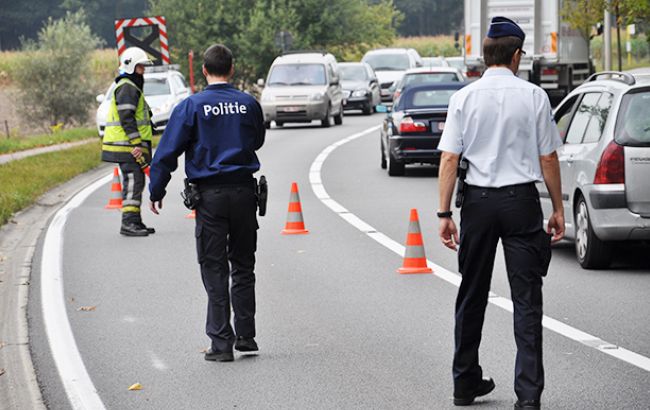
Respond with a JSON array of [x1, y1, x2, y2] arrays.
[[41, 174, 111, 410], [309, 125, 650, 373]]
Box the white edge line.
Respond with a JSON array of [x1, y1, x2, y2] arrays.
[[310, 124, 650, 373], [41, 173, 111, 410]]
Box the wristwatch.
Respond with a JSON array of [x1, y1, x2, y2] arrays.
[[436, 210, 453, 218]]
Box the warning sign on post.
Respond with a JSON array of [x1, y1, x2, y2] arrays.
[[115, 16, 170, 65]]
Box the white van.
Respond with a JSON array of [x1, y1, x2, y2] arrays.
[[361, 48, 423, 103], [259, 52, 344, 128]]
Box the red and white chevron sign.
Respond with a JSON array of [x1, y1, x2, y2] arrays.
[[115, 16, 170, 64]]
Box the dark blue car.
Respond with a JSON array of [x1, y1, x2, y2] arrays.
[[380, 82, 466, 176]]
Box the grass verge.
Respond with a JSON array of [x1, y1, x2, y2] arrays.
[[0, 141, 102, 226], [0, 128, 98, 155]]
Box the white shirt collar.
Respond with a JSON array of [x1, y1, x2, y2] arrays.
[[482, 67, 515, 77]]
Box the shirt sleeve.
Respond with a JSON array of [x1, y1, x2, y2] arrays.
[[251, 99, 266, 150], [437, 93, 463, 154], [149, 99, 194, 201], [535, 90, 563, 156]]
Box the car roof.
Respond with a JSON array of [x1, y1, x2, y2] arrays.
[[274, 53, 335, 64], [445, 56, 464, 61], [338, 62, 367, 67], [402, 82, 466, 93], [364, 48, 410, 55], [403, 67, 462, 74]]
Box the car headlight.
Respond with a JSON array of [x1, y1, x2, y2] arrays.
[[152, 102, 173, 116], [352, 89, 367, 98], [261, 93, 275, 102], [309, 93, 325, 101]]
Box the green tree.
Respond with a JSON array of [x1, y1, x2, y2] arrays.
[[15, 10, 103, 128]]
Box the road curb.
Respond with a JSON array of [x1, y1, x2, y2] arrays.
[[0, 163, 112, 409]]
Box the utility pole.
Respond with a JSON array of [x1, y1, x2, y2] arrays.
[[604, 1, 612, 71], [615, 2, 622, 71]]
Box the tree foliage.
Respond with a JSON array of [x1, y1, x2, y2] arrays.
[[393, 0, 462, 37], [562, 0, 650, 37], [15, 11, 102, 127], [148, 0, 401, 86]]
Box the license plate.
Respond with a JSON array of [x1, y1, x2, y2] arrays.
[[281, 106, 301, 112], [380, 90, 389, 96]]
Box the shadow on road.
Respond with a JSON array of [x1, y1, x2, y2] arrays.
[[552, 241, 650, 272]]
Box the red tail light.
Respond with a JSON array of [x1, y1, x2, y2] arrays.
[[594, 141, 625, 184], [399, 117, 427, 133], [466, 70, 481, 77], [542, 68, 558, 76]]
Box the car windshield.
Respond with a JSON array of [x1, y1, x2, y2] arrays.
[[339, 65, 368, 81], [615, 89, 650, 147], [409, 89, 458, 107], [363, 53, 410, 71], [402, 73, 459, 87], [267, 64, 326, 86], [144, 78, 171, 96]]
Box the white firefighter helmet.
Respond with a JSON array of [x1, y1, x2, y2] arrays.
[[119, 47, 153, 74]]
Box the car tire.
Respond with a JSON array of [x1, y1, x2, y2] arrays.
[[334, 105, 343, 125], [363, 103, 372, 115], [574, 195, 612, 269], [275, 121, 284, 127], [380, 141, 387, 169], [387, 148, 405, 176], [264, 121, 271, 129], [321, 106, 332, 128]]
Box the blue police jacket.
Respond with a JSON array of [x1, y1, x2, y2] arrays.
[[149, 83, 265, 201]]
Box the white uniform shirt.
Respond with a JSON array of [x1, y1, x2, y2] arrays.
[[438, 67, 563, 188]]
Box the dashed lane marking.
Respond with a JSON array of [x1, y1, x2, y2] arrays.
[[309, 125, 650, 373]]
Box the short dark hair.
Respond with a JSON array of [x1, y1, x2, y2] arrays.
[[203, 44, 233, 76], [482, 36, 523, 66]]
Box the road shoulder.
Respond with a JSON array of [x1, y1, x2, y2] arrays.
[[0, 163, 111, 409]]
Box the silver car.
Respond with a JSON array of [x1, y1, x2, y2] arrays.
[[538, 71, 650, 269]]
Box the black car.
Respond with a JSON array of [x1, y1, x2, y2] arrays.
[[338, 62, 381, 115], [380, 83, 466, 176]]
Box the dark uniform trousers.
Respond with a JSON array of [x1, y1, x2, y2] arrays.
[[119, 161, 145, 224], [195, 183, 258, 353], [454, 182, 551, 401]]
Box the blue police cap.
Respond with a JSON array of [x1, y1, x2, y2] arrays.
[[487, 16, 525, 42]]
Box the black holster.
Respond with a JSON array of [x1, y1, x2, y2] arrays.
[[255, 176, 268, 217], [181, 178, 201, 210], [455, 158, 469, 208]]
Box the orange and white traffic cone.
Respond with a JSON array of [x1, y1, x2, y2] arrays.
[[397, 209, 433, 274], [104, 167, 123, 210], [281, 182, 309, 235], [185, 210, 196, 219]]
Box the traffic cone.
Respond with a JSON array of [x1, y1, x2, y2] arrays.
[[105, 167, 123, 210], [185, 210, 196, 219], [281, 182, 309, 235], [397, 209, 433, 274]]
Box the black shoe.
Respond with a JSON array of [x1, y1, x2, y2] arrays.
[[514, 400, 540, 409], [234, 337, 258, 352], [136, 222, 155, 234], [453, 378, 496, 406], [204, 348, 234, 362], [120, 222, 149, 237]]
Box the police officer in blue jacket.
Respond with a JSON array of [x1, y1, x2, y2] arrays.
[[149, 44, 265, 362], [437, 17, 564, 410]]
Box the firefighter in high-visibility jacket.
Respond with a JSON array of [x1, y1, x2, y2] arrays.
[[102, 47, 155, 236]]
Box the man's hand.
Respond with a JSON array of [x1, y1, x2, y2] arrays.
[[149, 199, 163, 215], [132, 146, 143, 159], [439, 218, 460, 251], [547, 210, 565, 243]]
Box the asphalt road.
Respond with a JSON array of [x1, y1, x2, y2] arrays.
[[30, 112, 650, 409]]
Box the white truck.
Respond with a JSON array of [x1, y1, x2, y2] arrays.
[[464, 0, 593, 104]]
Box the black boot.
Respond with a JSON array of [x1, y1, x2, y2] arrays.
[[136, 222, 155, 234], [120, 222, 149, 237]]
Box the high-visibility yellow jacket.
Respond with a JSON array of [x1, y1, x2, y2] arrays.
[[101, 77, 152, 163]]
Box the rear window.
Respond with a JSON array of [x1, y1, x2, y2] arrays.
[[615, 89, 650, 147], [402, 73, 460, 87], [339, 65, 368, 81], [268, 64, 326, 86], [409, 89, 457, 107]]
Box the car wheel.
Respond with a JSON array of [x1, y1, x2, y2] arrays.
[[380, 140, 387, 169], [275, 121, 284, 127], [264, 121, 271, 129], [334, 105, 343, 125], [574, 195, 612, 269], [321, 106, 332, 128], [363, 102, 372, 115], [387, 148, 405, 176]]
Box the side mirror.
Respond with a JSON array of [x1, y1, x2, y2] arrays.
[[256, 78, 265, 87], [96, 94, 105, 103]]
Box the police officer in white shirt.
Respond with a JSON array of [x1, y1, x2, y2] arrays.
[[436, 17, 565, 410]]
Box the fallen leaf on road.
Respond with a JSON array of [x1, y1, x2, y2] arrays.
[[0, 369, 5, 377], [0, 255, 6, 262], [297, 250, 305, 254], [199, 348, 208, 353], [77, 306, 96, 312], [0, 341, 5, 349], [128, 383, 142, 391], [69, 297, 75, 303]]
